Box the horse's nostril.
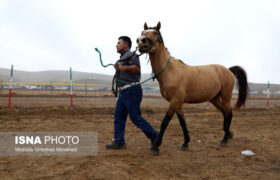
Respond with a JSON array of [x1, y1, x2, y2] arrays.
[[142, 38, 147, 44], [136, 39, 139, 43]]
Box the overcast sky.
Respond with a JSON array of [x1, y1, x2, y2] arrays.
[[1, 0, 280, 83]]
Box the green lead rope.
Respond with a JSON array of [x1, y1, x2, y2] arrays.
[[94, 48, 171, 87], [95, 48, 115, 67]]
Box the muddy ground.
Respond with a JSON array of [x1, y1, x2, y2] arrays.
[[0, 96, 279, 179]]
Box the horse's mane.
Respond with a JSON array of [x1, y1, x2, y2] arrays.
[[147, 27, 164, 44], [177, 59, 186, 65], [146, 27, 185, 67]]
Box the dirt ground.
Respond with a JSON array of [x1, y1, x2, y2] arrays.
[[0, 96, 280, 179]]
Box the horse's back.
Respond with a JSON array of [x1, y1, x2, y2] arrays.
[[188, 64, 234, 85], [180, 64, 235, 103]]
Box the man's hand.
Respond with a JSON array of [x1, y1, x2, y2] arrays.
[[117, 64, 126, 71], [114, 63, 119, 70]]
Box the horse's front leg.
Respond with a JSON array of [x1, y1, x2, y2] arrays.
[[176, 111, 190, 150], [150, 113, 173, 156], [150, 112, 174, 156], [150, 100, 181, 156]]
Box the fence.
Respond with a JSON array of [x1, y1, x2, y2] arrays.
[[1, 81, 280, 109], [1, 66, 280, 109]]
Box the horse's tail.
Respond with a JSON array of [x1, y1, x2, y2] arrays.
[[229, 66, 248, 109]]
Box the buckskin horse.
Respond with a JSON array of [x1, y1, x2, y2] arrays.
[[137, 22, 248, 156]]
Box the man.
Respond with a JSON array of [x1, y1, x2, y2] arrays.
[[106, 36, 158, 149]]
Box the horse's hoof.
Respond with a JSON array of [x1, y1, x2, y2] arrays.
[[150, 146, 159, 156], [220, 140, 227, 146], [150, 149, 159, 156], [181, 144, 189, 151]]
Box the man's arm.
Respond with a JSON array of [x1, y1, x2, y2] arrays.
[[114, 64, 140, 74]]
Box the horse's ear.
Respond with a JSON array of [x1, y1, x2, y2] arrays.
[[144, 22, 148, 30], [156, 21, 161, 31]]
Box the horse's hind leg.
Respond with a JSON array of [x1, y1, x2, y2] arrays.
[[211, 95, 233, 145], [176, 108, 190, 150], [220, 106, 233, 145]]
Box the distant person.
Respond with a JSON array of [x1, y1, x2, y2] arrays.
[[105, 36, 158, 149]]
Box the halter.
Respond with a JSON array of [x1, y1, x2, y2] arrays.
[[138, 29, 163, 53], [139, 38, 155, 52]]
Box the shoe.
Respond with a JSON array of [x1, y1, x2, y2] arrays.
[[105, 141, 126, 149]]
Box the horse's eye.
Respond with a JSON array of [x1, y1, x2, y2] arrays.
[[153, 32, 158, 36]]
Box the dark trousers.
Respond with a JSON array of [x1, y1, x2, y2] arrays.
[[114, 85, 158, 145]]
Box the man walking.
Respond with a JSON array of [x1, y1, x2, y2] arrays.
[[106, 36, 158, 149]]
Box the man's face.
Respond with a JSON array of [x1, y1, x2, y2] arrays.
[[116, 39, 128, 54]]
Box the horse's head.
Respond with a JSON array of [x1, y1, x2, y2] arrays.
[[137, 22, 164, 54]]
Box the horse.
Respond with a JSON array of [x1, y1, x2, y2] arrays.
[[136, 22, 248, 156]]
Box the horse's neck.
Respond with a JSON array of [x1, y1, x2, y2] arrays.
[[149, 45, 170, 75]]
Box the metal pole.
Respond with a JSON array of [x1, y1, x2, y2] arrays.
[[8, 65, 13, 108], [51, 81, 53, 96], [1, 80, 2, 96], [85, 81, 87, 96], [267, 81, 270, 109], [206, 101, 210, 110], [70, 67, 73, 108]]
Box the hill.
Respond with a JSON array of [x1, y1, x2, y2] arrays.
[[0, 68, 279, 91], [0, 68, 159, 87]]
